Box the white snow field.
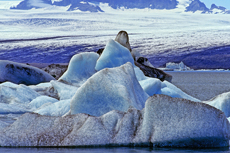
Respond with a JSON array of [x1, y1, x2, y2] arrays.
[[0, 5, 230, 64], [0, 37, 230, 147]]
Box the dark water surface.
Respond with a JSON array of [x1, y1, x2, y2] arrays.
[[168, 71, 230, 101], [0, 147, 230, 153]]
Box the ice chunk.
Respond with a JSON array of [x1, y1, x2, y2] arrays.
[[34, 99, 70, 116], [29, 96, 58, 110], [95, 39, 135, 71], [94, 39, 147, 81], [0, 60, 55, 85], [139, 78, 162, 96], [0, 81, 19, 88], [139, 78, 200, 102], [0, 83, 40, 104], [71, 62, 149, 116], [0, 120, 9, 130], [0, 103, 29, 114], [165, 61, 193, 71], [133, 95, 230, 148], [50, 80, 79, 100], [29, 82, 59, 100], [160, 80, 200, 102], [204, 92, 230, 117], [59, 52, 99, 85], [0, 95, 229, 148]]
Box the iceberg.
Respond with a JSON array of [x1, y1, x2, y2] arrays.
[[34, 99, 70, 116], [0, 60, 55, 85], [133, 95, 230, 147], [139, 78, 200, 102], [59, 52, 99, 86], [50, 80, 79, 100], [0, 95, 228, 147], [29, 95, 59, 110], [1, 32, 228, 148], [0, 120, 9, 131], [0, 103, 29, 114], [165, 61, 193, 71], [0, 83, 40, 104], [95, 39, 134, 71], [70, 62, 149, 117]]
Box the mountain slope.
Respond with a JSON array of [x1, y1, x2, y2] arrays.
[[11, 0, 52, 10], [185, 0, 209, 13], [9, 0, 230, 14]]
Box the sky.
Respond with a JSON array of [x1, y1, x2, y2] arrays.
[[201, 0, 230, 9]]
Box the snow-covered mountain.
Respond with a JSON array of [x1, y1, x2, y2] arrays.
[[10, 0, 230, 14], [185, 0, 209, 13], [185, 0, 230, 14], [209, 4, 230, 14]]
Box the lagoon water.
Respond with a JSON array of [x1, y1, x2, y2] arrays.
[[1, 147, 230, 153], [168, 71, 230, 101]]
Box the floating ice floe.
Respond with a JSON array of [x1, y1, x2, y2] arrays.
[[0, 60, 55, 85], [0, 95, 229, 147], [162, 61, 193, 71]]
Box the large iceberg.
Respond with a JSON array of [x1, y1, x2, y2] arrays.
[[0, 95, 229, 147], [0, 60, 55, 85], [70, 62, 149, 116], [95, 39, 198, 102]]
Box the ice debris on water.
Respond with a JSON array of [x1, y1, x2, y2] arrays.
[[164, 61, 193, 71]]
